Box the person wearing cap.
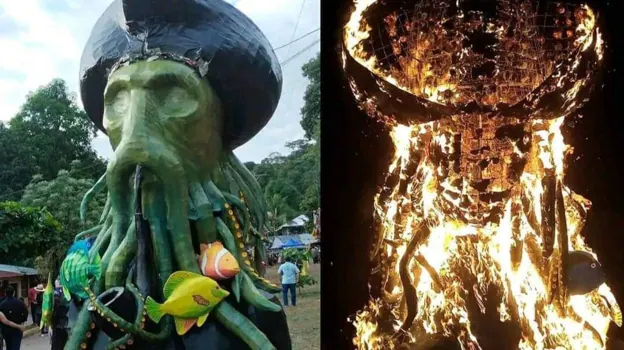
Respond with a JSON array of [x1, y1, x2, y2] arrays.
[[28, 282, 46, 335]]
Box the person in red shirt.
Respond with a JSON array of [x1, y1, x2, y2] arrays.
[[28, 283, 45, 334]]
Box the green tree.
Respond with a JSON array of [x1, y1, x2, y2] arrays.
[[0, 201, 64, 267], [20, 161, 107, 257], [0, 79, 106, 200], [300, 53, 320, 140], [249, 56, 320, 229]]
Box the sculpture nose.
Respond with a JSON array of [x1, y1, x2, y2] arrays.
[[121, 89, 152, 143]]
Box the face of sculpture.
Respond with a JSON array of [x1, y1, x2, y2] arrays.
[[430, 116, 530, 225], [103, 60, 223, 179]]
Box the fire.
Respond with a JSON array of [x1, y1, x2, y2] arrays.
[[342, 1, 621, 349]]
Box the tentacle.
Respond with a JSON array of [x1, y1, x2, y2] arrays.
[[99, 220, 132, 293], [240, 272, 281, 312], [400, 222, 431, 333], [541, 172, 556, 262], [201, 180, 227, 212], [91, 214, 113, 249], [142, 174, 174, 292], [106, 221, 137, 288], [81, 173, 107, 223], [163, 177, 198, 273], [510, 198, 524, 271], [74, 224, 104, 242], [226, 152, 269, 226], [99, 196, 111, 225], [214, 302, 276, 350], [222, 162, 266, 232], [223, 191, 250, 236], [91, 225, 113, 260], [555, 180, 569, 307], [190, 182, 212, 218], [105, 333, 133, 350], [65, 300, 94, 350], [217, 213, 281, 293], [194, 216, 218, 246]]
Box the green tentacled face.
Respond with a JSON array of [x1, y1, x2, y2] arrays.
[[103, 60, 223, 178], [65, 58, 280, 348]]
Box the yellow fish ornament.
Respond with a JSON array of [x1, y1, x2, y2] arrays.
[[145, 271, 229, 335]]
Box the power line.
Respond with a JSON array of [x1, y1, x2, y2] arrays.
[[285, 0, 307, 57], [273, 28, 319, 51], [279, 39, 319, 68]]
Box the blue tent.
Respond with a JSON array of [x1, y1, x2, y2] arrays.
[[281, 238, 305, 249]]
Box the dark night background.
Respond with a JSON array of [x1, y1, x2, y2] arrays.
[[321, 0, 623, 349]]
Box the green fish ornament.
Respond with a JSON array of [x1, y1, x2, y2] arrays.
[[40, 272, 54, 330], [59, 238, 102, 301]]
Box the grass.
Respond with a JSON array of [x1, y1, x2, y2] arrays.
[[265, 263, 321, 350]]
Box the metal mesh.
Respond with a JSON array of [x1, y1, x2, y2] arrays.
[[367, 0, 583, 106]]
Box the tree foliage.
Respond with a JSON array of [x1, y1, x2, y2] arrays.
[[300, 52, 320, 140], [247, 54, 320, 232], [21, 161, 107, 238], [20, 161, 107, 273], [0, 202, 64, 267], [0, 79, 106, 201]]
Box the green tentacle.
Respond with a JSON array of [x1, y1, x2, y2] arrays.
[[80, 173, 107, 223], [201, 180, 227, 212], [99, 196, 111, 225], [74, 224, 104, 242], [214, 302, 276, 350], [226, 152, 268, 219]]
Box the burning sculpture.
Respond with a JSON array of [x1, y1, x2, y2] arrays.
[[341, 1, 622, 349], [54, 0, 291, 349]]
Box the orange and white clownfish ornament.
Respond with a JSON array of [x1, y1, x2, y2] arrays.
[[198, 241, 241, 280]]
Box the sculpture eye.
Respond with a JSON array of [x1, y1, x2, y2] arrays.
[[156, 86, 198, 118], [104, 89, 130, 124], [591, 263, 596, 268]]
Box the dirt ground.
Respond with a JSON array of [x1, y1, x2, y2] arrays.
[[265, 263, 321, 350]]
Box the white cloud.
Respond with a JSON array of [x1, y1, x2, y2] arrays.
[[0, 0, 319, 163]]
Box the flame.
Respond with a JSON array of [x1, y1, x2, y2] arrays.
[[344, 1, 620, 349]]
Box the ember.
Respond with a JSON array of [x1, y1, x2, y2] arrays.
[[341, 1, 620, 349]]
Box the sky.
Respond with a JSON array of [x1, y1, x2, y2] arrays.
[[0, 0, 320, 163]]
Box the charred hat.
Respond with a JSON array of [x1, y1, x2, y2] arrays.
[[80, 0, 282, 149]]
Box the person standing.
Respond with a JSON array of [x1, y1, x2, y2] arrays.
[[28, 284, 42, 327], [0, 287, 28, 350], [278, 257, 300, 307]]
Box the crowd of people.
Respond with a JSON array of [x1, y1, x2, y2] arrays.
[[0, 279, 68, 350], [266, 246, 321, 267]]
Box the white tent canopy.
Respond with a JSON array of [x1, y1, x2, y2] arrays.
[[276, 214, 309, 231]]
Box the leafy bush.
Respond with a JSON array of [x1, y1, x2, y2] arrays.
[[281, 248, 317, 288], [0, 201, 64, 267]]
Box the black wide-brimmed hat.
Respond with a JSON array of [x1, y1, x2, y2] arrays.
[[80, 0, 282, 149]]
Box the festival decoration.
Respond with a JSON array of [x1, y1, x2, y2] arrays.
[[59, 239, 102, 301], [40, 272, 55, 331], [144, 271, 229, 335], [56, 0, 292, 348], [341, 0, 622, 349], [198, 242, 241, 280]]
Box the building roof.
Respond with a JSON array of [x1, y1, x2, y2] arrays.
[[276, 215, 309, 230], [269, 233, 320, 249], [0, 264, 39, 278]]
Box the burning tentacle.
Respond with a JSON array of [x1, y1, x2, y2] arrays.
[[541, 172, 556, 262], [399, 222, 431, 333], [555, 180, 569, 307]]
